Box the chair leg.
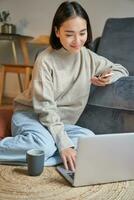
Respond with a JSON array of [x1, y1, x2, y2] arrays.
[[0, 66, 6, 105], [17, 74, 23, 92], [24, 67, 32, 89]]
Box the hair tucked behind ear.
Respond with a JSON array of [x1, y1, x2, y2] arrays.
[[49, 1, 92, 49]]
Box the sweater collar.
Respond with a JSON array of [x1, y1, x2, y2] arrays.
[[57, 47, 82, 57]]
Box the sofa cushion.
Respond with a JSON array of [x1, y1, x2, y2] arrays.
[[89, 76, 134, 111], [97, 18, 134, 75], [0, 108, 13, 139], [77, 104, 134, 134]]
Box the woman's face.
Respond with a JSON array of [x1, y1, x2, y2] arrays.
[[55, 16, 87, 53]]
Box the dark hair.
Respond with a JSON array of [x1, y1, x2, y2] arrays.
[[49, 1, 92, 49]]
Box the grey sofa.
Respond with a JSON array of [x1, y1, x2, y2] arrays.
[[77, 18, 134, 134]]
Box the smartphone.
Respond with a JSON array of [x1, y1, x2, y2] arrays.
[[96, 72, 113, 78], [102, 72, 114, 78]]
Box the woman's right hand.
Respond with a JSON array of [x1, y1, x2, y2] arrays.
[[60, 147, 76, 172], [91, 69, 113, 86]]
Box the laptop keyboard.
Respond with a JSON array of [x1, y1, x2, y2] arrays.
[[67, 172, 75, 180]]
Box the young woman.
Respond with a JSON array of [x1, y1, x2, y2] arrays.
[[0, 1, 128, 171]]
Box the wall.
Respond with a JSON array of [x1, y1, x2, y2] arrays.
[[1, 0, 134, 97]]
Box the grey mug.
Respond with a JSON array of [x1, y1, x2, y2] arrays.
[[26, 149, 45, 176]]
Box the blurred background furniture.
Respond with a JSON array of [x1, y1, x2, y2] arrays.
[[0, 63, 33, 104], [0, 34, 49, 105], [31, 35, 49, 45], [77, 18, 134, 134], [0, 34, 33, 104]]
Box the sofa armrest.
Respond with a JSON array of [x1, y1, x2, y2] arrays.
[[89, 76, 134, 111]]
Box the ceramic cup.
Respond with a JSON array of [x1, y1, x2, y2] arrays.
[[26, 149, 45, 176]]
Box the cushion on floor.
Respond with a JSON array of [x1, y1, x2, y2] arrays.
[[0, 108, 13, 139]]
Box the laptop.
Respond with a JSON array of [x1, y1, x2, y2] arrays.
[[57, 133, 134, 187]]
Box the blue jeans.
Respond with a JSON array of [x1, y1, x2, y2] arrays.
[[0, 111, 94, 166]]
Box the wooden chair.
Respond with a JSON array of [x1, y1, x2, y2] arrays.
[[0, 34, 34, 105], [0, 34, 49, 105], [0, 64, 33, 104]]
